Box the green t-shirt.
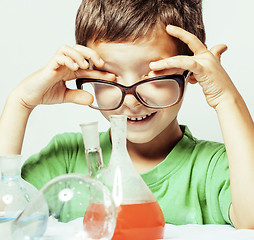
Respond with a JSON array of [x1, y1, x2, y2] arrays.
[[21, 126, 231, 225]]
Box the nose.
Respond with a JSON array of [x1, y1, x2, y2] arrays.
[[122, 94, 141, 109]]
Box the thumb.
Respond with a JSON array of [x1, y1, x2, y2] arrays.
[[210, 44, 228, 62], [64, 89, 94, 105]]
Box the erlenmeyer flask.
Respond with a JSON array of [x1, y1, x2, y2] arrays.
[[101, 115, 165, 240]]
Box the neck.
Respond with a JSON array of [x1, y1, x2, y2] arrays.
[[127, 119, 183, 167]]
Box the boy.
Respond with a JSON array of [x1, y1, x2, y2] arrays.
[[1, 0, 254, 229]]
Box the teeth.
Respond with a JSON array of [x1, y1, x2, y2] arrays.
[[128, 113, 153, 121]]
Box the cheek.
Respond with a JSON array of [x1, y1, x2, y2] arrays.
[[160, 101, 182, 120], [101, 111, 116, 121], [101, 112, 110, 121]]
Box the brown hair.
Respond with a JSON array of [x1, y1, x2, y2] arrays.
[[75, 0, 205, 55]]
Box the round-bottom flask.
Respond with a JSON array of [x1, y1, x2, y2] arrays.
[[101, 115, 165, 240], [0, 155, 46, 239], [13, 174, 116, 240]]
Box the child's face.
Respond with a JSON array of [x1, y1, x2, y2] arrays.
[[88, 28, 186, 144]]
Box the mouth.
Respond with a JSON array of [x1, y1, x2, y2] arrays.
[[127, 112, 156, 123]]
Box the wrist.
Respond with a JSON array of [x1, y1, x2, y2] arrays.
[[214, 88, 244, 114], [0, 91, 32, 155], [7, 88, 35, 114]]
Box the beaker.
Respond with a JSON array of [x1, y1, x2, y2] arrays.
[[101, 115, 165, 240]]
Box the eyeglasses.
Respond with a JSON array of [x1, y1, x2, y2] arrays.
[[76, 70, 190, 111]]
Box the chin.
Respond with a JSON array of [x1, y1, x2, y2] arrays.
[[126, 131, 156, 144]]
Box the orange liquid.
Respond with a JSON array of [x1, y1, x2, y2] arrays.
[[84, 201, 165, 240], [83, 203, 112, 239]]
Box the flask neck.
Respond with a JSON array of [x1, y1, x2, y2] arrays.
[[80, 121, 104, 178], [85, 147, 104, 178], [110, 115, 127, 152], [0, 155, 22, 179]]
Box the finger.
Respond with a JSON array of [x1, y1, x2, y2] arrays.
[[148, 68, 197, 84], [166, 25, 207, 55], [148, 68, 185, 78], [210, 44, 228, 62], [64, 89, 94, 105], [74, 69, 116, 81], [57, 45, 89, 69], [74, 45, 104, 68], [52, 55, 79, 71], [149, 56, 203, 75]]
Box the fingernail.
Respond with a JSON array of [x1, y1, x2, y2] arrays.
[[166, 24, 174, 30], [99, 58, 104, 65], [149, 62, 157, 68], [73, 63, 79, 69], [148, 71, 156, 77], [107, 73, 115, 80], [83, 60, 89, 68]]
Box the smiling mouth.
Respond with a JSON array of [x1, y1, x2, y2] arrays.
[[127, 112, 156, 122]]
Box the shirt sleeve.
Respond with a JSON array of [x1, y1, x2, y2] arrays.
[[21, 133, 87, 190], [206, 148, 232, 225]]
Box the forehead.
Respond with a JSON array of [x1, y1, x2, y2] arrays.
[[88, 28, 178, 70]]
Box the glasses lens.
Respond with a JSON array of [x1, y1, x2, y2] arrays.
[[81, 82, 122, 110], [136, 79, 181, 107]]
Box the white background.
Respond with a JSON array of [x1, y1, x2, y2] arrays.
[[0, 0, 254, 161]]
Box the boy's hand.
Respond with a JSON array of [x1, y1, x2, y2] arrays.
[[149, 25, 237, 110], [13, 45, 115, 110]]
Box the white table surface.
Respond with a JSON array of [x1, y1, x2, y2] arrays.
[[41, 217, 254, 240]]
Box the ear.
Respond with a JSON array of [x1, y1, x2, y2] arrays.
[[188, 73, 198, 84]]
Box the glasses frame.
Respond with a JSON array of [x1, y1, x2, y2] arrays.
[[76, 70, 190, 111]]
